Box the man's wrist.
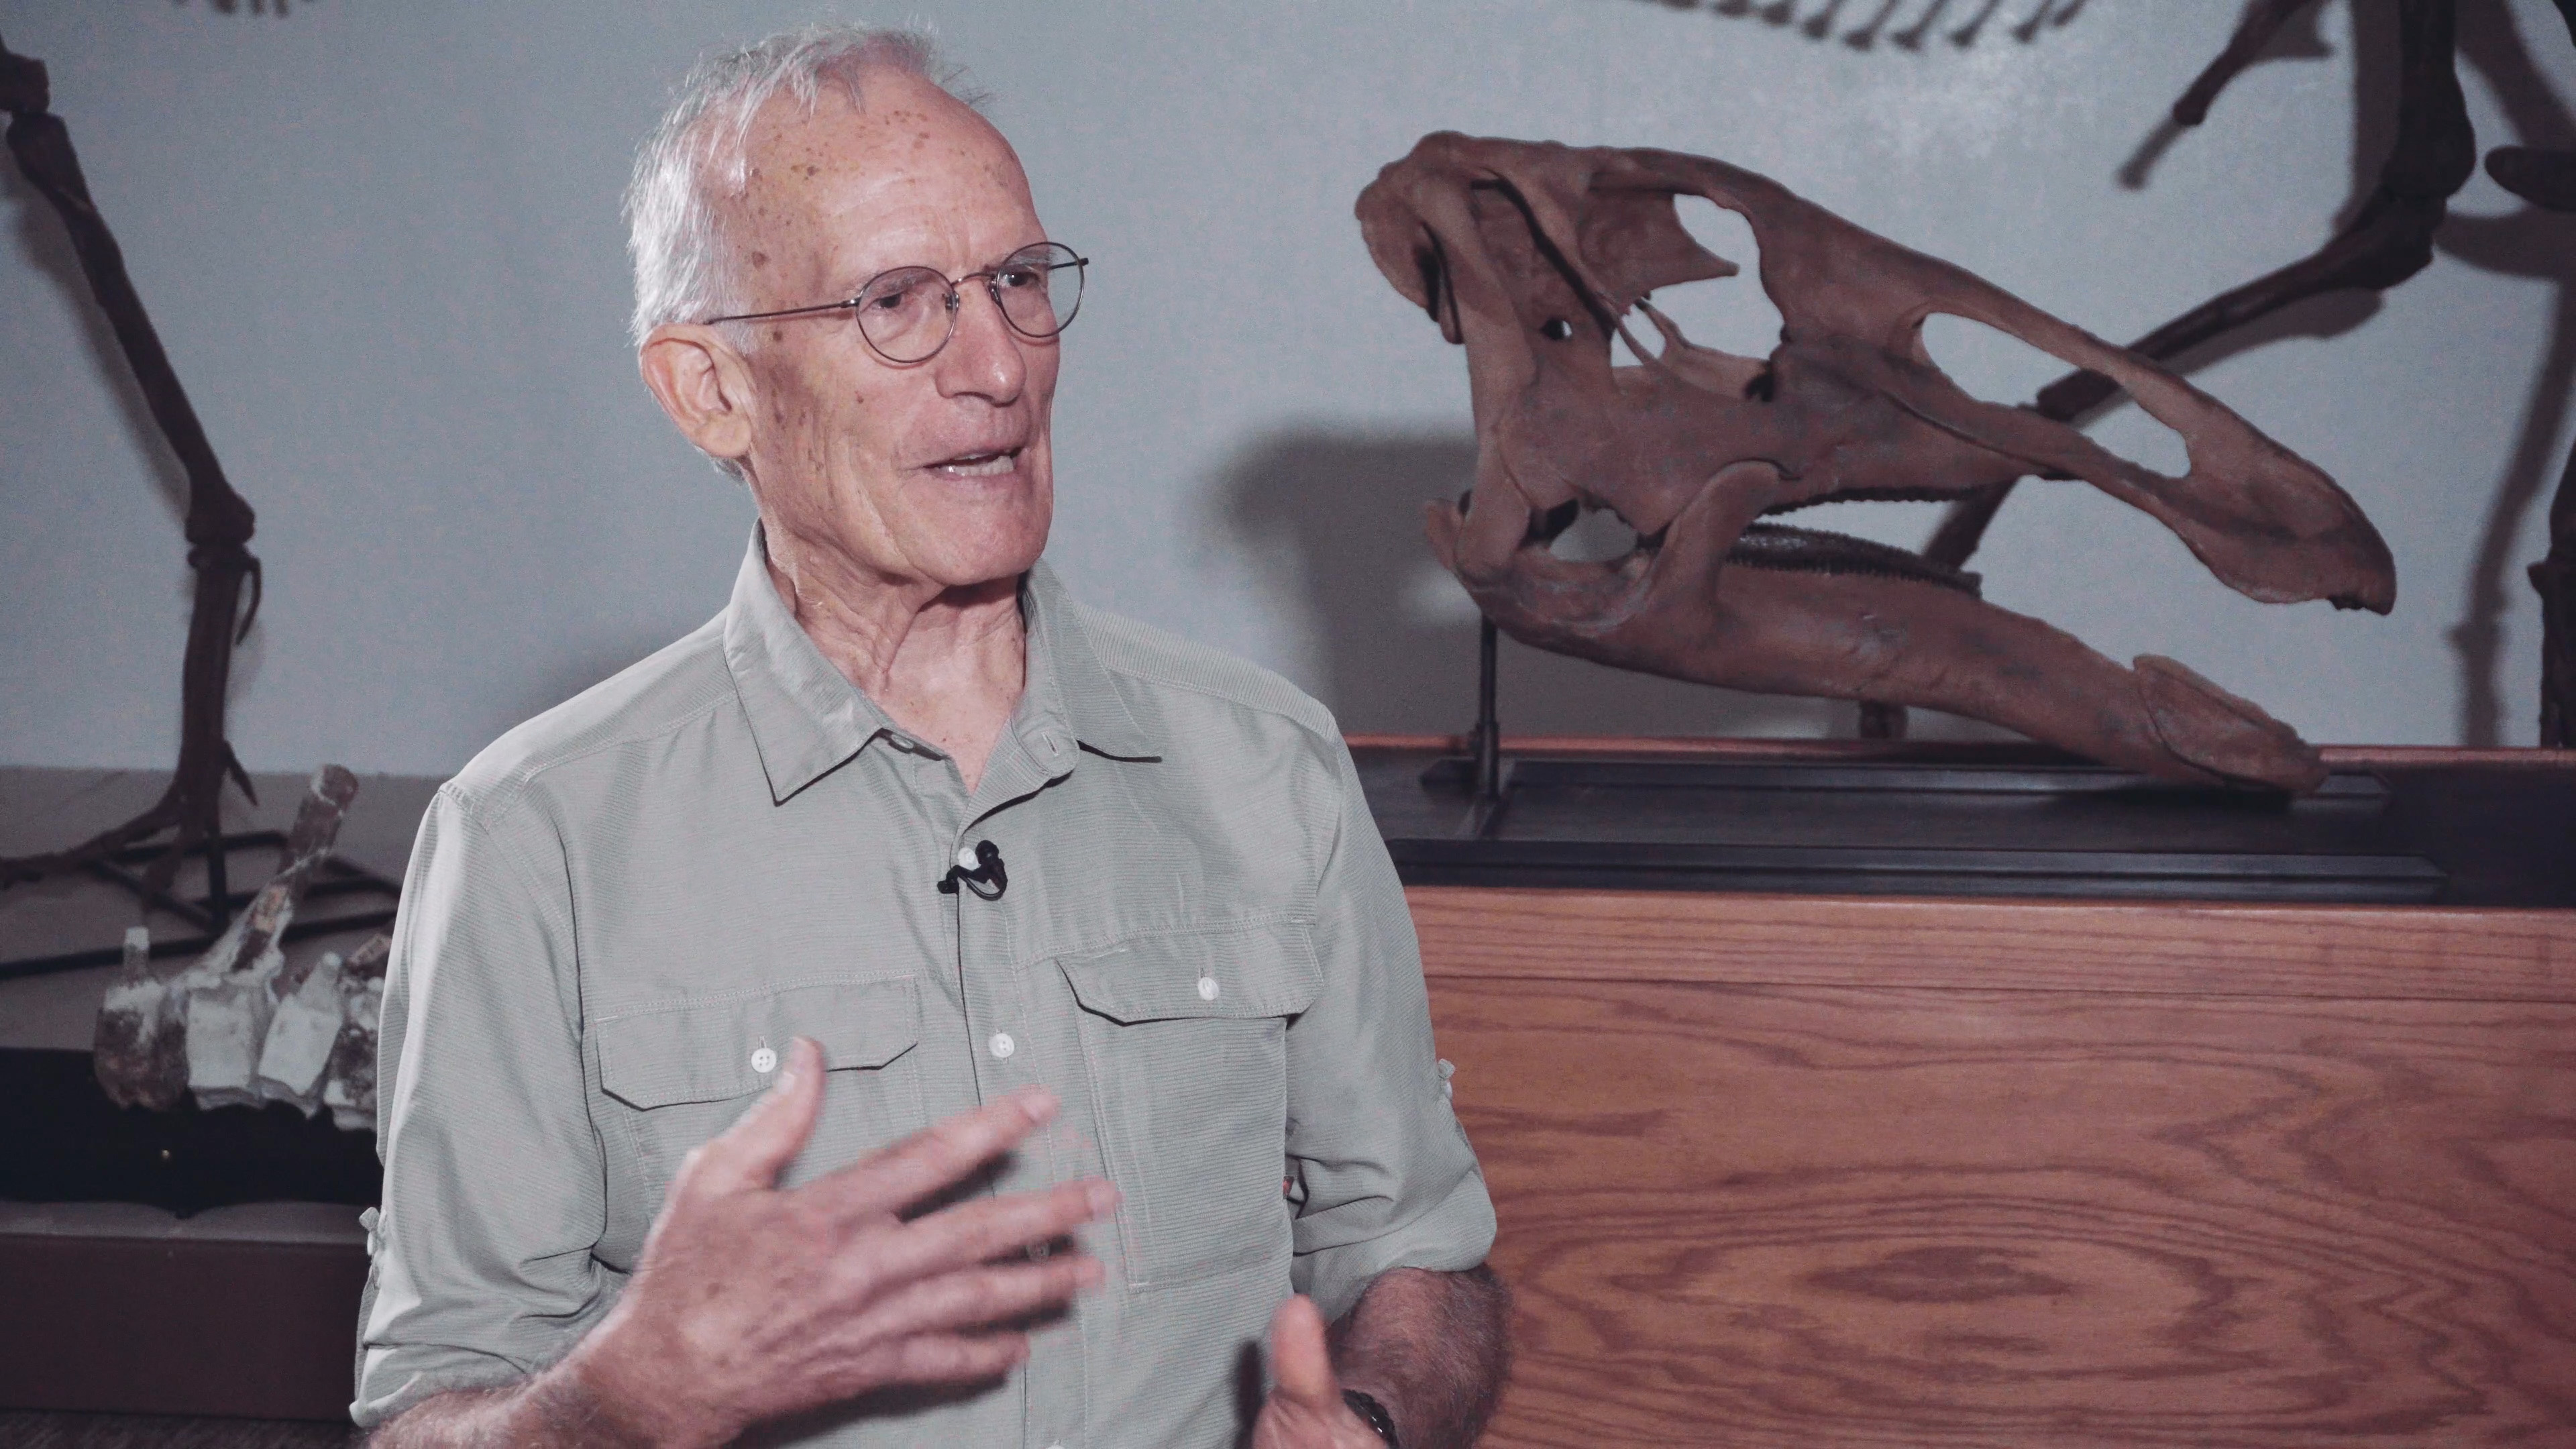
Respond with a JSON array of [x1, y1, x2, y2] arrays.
[[553, 1318, 731, 1449], [1342, 1388, 1401, 1446]]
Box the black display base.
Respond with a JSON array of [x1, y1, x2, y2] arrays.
[[1356, 745, 2576, 906], [0, 1049, 378, 1214]]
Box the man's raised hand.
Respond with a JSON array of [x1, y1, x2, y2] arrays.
[[564, 1036, 1118, 1447]]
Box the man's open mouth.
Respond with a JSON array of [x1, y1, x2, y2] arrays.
[[927, 447, 1022, 479]]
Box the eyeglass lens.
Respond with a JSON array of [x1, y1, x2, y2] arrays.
[[857, 242, 1085, 363]]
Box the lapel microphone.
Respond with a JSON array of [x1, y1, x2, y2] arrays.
[[937, 839, 1008, 901]]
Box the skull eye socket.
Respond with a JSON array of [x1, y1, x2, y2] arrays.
[[1540, 317, 1576, 341]]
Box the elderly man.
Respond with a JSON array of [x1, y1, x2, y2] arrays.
[[355, 23, 1507, 1449]]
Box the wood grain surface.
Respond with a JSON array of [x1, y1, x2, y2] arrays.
[[1407, 888, 2576, 1002], [1374, 741, 2576, 1442], [1429, 975, 2576, 1446]]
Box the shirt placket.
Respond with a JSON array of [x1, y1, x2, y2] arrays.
[[949, 720, 1087, 1449]]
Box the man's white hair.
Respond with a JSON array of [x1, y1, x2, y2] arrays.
[[623, 23, 981, 350]]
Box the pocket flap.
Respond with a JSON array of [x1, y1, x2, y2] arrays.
[[596, 978, 920, 1110], [1060, 921, 1322, 1024]]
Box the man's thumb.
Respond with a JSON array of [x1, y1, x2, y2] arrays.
[[1267, 1293, 1340, 1408]]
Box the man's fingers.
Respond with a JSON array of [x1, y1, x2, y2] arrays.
[[1266, 1293, 1342, 1410], [680, 1036, 825, 1196], [871, 1330, 1032, 1389], [862, 1179, 1119, 1285], [853, 1254, 1108, 1345], [812, 1086, 1061, 1216]]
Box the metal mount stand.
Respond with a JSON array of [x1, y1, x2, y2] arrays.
[[1430, 616, 1516, 841], [1389, 615, 2465, 906], [0, 830, 400, 984]]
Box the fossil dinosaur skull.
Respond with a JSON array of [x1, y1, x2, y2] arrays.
[[1355, 133, 2397, 792]]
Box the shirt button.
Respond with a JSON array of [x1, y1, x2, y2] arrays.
[[956, 845, 979, 870], [1197, 975, 1220, 1002], [989, 1032, 1017, 1060], [751, 1046, 778, 1075]]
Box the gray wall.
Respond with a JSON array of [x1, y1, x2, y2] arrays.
[[4, 0, 2573, 775]]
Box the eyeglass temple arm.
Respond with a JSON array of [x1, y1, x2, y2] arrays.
[[700, 299, 859, 327]]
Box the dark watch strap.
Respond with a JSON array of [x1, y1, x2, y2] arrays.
[[1343, 1389, 1401, 1447]]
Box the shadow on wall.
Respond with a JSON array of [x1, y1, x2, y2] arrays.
[[1218, 429, 1878, 739], [2441, 3, 2576, 746], [2121, 1, 2576, 745]]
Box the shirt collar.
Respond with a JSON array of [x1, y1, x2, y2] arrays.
[[1022, 557, 1161, 766], [722, 529, 1159, 804]]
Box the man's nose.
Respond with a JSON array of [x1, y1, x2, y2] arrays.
[[933, 282, 1028, 403]]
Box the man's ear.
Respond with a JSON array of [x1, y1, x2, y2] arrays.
[[639, 324, 758, 468]]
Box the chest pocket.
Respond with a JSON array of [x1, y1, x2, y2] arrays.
[[1061, 920, 1322, 1291], [594, 979, 924, 1199]]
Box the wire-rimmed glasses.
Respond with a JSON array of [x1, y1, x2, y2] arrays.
[[702, 241, 1087, 364]]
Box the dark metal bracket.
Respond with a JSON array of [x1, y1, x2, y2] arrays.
[[0, 830, 400, 983], [1424, 615, 1517, 841]]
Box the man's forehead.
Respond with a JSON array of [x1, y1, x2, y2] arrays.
[[731, 75, 1034, 272], [745, 74, 1020, 199]]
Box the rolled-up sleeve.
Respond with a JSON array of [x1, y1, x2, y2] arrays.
[[1285, 738, 1497, 1322], [352, 783, 612, 1427]]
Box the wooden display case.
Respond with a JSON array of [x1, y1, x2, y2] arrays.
[[1362, 737, 2576, 1446]]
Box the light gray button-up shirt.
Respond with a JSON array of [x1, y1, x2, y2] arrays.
[[354, 533, 1495, 1446]]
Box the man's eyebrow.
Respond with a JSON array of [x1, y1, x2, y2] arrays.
[[826, 241, 1049, 294], [980, 240, 1050, 270]]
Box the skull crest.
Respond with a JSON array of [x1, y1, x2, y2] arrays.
[[1355, 133, 2397, 792]]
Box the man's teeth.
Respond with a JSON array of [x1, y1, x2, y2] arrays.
[[935, 452, 1016, 478]]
